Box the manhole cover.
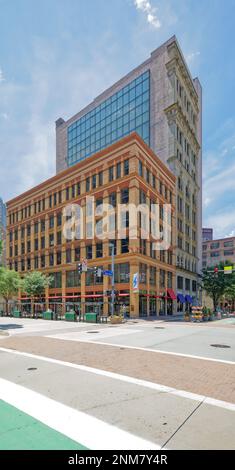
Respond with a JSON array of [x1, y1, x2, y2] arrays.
[[210, 344, 231, 349], [154, 327, 165, 329], [27, 367, 37, 371], [87, 331, 99, 334]]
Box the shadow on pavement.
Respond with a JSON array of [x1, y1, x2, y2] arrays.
[[0, 324, 23, 330]]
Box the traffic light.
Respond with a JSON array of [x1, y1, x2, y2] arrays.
[[77, 263, 82, 274], [94, 266, 98, 276], [214, 267, 218, 277]]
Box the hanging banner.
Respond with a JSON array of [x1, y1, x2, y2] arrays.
[[133, 272, 139, 292]]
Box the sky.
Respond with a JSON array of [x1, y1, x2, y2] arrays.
[[0, 0, 235, 239]]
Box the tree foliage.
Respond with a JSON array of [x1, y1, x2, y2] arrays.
[[22, 271, 53, 299], [202, 261, 235, 311], [0, 267, 21, 302]]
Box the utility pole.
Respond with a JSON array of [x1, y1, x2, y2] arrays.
[[110, 243, 115, 316]]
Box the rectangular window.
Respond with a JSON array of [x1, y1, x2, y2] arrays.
[[139, 160, 143, 177], [49, 216, 54, 229], [41, 219, 45, 232], [66, 248, 71, 263], [75, 246, 80, 262], [150, 266, 156, 285], [121, 238, 129, 254], [124, 159, 129, 176], [185, 278, 190, 291], [116, 162, 121, 179], [57, 231, 62, 245], [49, 234, 54, 247], [56, 251, 61, 265], [98, 171, 103, 186], [109, 166, 114, 182], [86, 244, 92, 259], [96, 243, 103, 258], [177, 276, 183, 289], [86, 177, 90, 192], [121, 188, 129, 203], [57, 212, 62, 226], [41, 236, 45, 249], [109, 192, 116, 207], [114, 262, 129, 283], [140, 263, 147, 284], [92, 174, 97, 189], [49, 253, 54, 267]]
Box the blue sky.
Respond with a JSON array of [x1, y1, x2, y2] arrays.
[[0, 0, 235, 238]]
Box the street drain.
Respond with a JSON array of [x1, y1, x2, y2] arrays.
[[87, 331, 99, 334], [154, 327, 165, 329], [210, 344, 231, 349], [27, 367, 37, 371]]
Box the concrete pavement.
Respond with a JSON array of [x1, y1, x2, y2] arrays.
[[0, 316, 235, 449]]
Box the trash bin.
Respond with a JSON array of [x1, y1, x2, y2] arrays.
[[43, 310, 53, 320], [85, 312, 98, 323], [13, 310, 21, 318], [65, 311, 77, 322]]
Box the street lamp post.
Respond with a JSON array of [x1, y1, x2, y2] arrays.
[[109, 243, 115, 316]]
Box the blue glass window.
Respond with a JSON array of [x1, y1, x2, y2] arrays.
[[67, 70, 150, 166]]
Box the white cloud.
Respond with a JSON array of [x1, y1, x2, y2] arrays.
[[0, 113, 9, 120], [134, 0, 161, 28], [186, 51, 200, 63], [205, 210, 235, 239], [0, 68, 5, 83]]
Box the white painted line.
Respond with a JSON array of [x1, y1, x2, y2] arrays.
[[0, 347, 235, 412], [47, 328, 143, 341], [47, 336, 235, 366], [0, 377, 160, 450]]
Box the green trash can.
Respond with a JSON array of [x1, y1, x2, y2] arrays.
[[13, 310, 21, 318], [85, 312, 98, 323], [43, 310, 53, 320], [65, 311, 77, 322]]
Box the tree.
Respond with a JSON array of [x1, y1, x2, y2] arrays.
[[224, 284, 235, 311], [0, 268, 21, 312], [22, 271, 53, 300], [202, 262, 235, 311]]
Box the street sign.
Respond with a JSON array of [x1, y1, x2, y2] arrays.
[[82, 258, 88, 272], [97, 268, 102, 277], [103, 270, 113, 276], [224, 266, 233, 274]]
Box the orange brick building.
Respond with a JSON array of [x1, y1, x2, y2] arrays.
[[6, 133, 176, 317]]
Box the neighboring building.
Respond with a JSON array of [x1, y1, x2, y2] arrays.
[[56, 35, 202, 306], [0, 198, 6, 228], [202, 227, 213, 242], [6, 133, 176, 317], [0, 198, 6, 265], [202, 236, 235, 270]]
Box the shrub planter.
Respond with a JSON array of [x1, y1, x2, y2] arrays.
[[65, 311, 77, 322], [13, 310, 21, 318], [110, 315, 123, 324], [43, 310, 53, 320], [85, 313, 98, 323]]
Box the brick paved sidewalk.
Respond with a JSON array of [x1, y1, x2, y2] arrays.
[[1, 336, 235, 403]]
